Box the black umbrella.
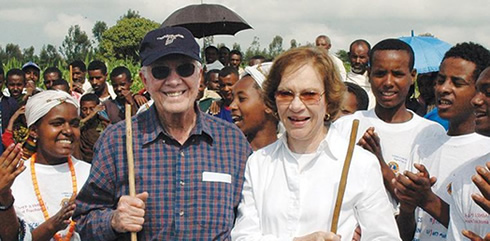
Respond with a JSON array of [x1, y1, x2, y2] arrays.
[[161, 4, 252, 38]]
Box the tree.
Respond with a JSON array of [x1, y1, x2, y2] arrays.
[[232, 43, 241, 52], [39, 44, 64, 67], [60, 25, 93, 63], [268, 35, 284, 59], [121, 9, 140, 20], [98, 16, 159, 63], [244, 36, 267, 62], [22, 46, 38, 63], [92, 21, 108, 44], [5, 43, 23, 62]]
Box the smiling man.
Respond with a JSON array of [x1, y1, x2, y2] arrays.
[[394, 42, 490, 241], [333, 39, 446, 211], [74, 26, 252, 240]]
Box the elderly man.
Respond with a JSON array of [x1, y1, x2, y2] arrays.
[[346, 39, 375, 109], [315, 35, 347, 81], [73, 27, 251, 240]]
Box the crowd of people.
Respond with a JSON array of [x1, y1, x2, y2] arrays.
[[0, 25, 489, 241]]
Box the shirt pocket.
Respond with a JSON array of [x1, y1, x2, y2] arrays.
[[193, 173, 233, 229]]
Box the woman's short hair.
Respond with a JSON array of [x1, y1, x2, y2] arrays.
[[263, 47, 345, 122]]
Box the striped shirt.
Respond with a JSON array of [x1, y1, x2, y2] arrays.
[[74, 104, 252, 240]]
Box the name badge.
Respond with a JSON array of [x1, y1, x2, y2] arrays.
[[202, 172, 232, 183]]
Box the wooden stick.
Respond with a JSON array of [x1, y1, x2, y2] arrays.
[[125, 103, 137, 241], [330, 119, 360, 234], [69, 65, 73, 90]]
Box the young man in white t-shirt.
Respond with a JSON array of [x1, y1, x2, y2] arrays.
[[394, 42, 490, 241], [445, 67, 490, 241], [333, 39, 446, 204]]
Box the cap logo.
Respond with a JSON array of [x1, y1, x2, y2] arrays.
[[156, 34, 184, 45]]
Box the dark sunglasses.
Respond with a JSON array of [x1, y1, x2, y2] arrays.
[[275, 90, 325, 105], [151, 63, 195, 80]]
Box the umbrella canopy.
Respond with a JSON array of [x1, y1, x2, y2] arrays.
[[399, 35, 452, 74], [161, 4, 252, 38]]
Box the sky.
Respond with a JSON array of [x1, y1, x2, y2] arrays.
[[1, 0, 489, 56]]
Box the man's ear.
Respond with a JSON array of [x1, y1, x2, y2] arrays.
[[411, 69, 417, 85], [139, 70, 148, 88]]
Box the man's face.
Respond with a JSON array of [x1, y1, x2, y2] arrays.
[[230, 54, 242, 68], [205, 49, 218, 64], [207, 72, 220, 91], [72, 67, 86, 83], [88, 69, 107, 95], [23, 67, 40, 82], [219, 48, 230, 65], [80, 100, 98, 118], [315, 38, 330, 50], [7, 75, 25, 98], [349, 43, 369, 75], [219, 73, 239, 106], [111, 74, 132, 99], [369, 50, 415, 111], [435, 57, 477, 123], [44, 72, 61, 89], [471, 68, 490, 136], [141, 55, 201, 116]]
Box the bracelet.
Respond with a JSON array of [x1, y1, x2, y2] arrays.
[[0, 196, 15, 211]]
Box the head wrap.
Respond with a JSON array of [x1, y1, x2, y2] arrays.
[[25, 90, 80, 127], [243, 62, 273, 88]]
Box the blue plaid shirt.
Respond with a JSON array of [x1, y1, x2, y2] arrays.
[[74, 104, 252, 240]]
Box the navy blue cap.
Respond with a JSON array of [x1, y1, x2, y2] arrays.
[[22, 61, 40, 71], [139, 26, 201, 66]]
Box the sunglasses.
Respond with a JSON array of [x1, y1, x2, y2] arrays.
[[275, 90, 325, 105], [151, 63, 195, 79]]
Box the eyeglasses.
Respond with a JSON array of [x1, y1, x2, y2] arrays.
[[151, 63, 195, 79], [275, 90, 325, 105]]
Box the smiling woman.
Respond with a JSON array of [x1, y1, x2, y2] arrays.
[[9, 90, 91, 241], [231, 47, 402, 241]]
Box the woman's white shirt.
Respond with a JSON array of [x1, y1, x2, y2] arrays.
[[231, 126, 401, 241]]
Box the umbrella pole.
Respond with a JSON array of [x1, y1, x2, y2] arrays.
[[330, 119, 359, 234], [125, 103, 138, 241]]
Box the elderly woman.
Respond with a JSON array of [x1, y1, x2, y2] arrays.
[[230, 62, 278, 150], [10, 90, 91, 241], [231, 47, 400, 241]]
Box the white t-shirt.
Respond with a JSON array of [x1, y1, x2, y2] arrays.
[[231, 127, 401, 241], [411, 133, 490, 241], [11, 157, 91, 241], [333, 109, 446, 175], [84, 82, 117, 102], [446, 154, 490, 241], [345, 71, 376, 110]]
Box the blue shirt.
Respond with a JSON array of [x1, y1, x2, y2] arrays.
[[424, 107, 449, 130], [74, 104, 252, 240]]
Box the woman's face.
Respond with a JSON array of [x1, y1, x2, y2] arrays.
[[33, 103, 80, 160], [230, 76, 271, 136], [276, 64, 327, 147]]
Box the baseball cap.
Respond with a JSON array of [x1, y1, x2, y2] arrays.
[[139, 26, 200, 66], [22, 61, 40, 71]]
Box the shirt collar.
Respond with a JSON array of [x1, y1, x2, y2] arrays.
[[140, 104, 213, 145], [278, 125, 342, 161]]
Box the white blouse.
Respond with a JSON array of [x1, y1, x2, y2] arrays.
[[231, 127, 401, 241]]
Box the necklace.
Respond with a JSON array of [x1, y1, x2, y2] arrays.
[[30, 153, 77, 241]]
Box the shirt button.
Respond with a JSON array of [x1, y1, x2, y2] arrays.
[[180, 152, 184, 157], [179, 180, 185, 186], [179, 210, 184, 216], [162, 140, 166, 144]]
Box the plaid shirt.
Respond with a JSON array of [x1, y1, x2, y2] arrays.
[[73, 105, 252, 240]]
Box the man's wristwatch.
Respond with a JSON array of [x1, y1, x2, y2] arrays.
[[0, 196, 15, 211]]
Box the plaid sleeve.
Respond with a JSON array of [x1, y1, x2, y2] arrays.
[[73, 124, 120, 241]]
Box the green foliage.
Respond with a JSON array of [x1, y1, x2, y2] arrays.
[[92, 21, 108, 44], [98, 17, 159, 64], [39, 44, 65, 68], [60, 25, 93, 63], [335, 49, 350, 72], [268, 35, 284, 60], [121, 9, 141, 20], [289, 39, 298, 49]]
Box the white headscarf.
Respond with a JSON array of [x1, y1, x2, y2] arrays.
[[25, 90, 79, 127], [243, 62, 273, 88]]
